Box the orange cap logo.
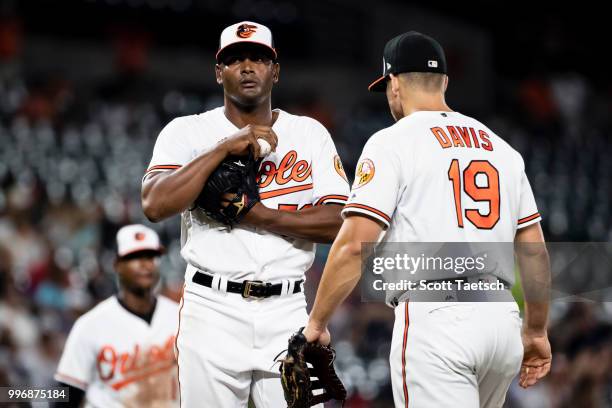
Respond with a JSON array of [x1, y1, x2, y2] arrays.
[[236, 24, 258, 38], [353, 159, 375, 189], [134, 232, 145, 241]]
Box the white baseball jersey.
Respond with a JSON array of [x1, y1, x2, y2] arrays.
[[55, 296, 179, 408], [145, 107, 349, 284], [343, 110, 540, 243], [346, 111, 540, 408]]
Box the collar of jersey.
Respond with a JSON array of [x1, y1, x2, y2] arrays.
[[220, 107, 284, 132]]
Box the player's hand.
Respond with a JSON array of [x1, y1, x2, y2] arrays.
[[219, 125, 278, 159], [219, 200, 269, 227], [519, 331, 552, 388], [303, 322, 331, 346]]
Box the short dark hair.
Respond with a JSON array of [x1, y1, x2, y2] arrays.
[[398, 72, 446, 93]]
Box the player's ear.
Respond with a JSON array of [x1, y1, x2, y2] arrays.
[[215, 64, 223, 85], [389, 74, 401, 97], [443, 75, 449, 92], [272, 62, 280, 84]]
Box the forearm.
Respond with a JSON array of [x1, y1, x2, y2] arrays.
[[523, 301, 549, 335], [243, 204, 343, 243], [141, 145, 229, 222], [516, 243, 551, 334], [309, 238, 363, 329], [304, 215, 383, 338]]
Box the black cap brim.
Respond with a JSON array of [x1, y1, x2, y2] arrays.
[[117, 246, 165, 260], [216, 42, 278, 62], [368, 75, 388, 92]]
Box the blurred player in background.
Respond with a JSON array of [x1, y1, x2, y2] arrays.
[[53, 224, 179, 408], [303, 31, 552, 407]]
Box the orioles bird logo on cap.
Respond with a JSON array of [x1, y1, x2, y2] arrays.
[[134, 232, 145, 241], [237, 24, 258, 39]]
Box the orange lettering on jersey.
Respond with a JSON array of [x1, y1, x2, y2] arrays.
[[479, 130, 493, 151], [97, 346, 117, 381], [149, 345, 163, 361], [469, 127, 481, 148], [257, 162, 274, 187], [434, 126, 493, 151], [455, 127, 472, 148], [431, 127, 451, 148], [276, 150, 298, 184], [119, 345, 139, 374], [292, 160, 310, 182], [96, 335, 177, 389], [258, 151, 312, 188], [446, 126, 465, 147]]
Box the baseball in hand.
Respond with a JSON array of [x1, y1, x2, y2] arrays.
[[257, 138, 272, 156]]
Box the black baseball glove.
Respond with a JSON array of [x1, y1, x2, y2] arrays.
[[278, 328, 347, 408], [194, 154, 261, 227]]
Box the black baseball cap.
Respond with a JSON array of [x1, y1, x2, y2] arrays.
[[368, 31, 447, 92]]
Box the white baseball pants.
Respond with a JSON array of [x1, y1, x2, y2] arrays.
[[390, 301, 523, 408], [176, 285, 310, 407]]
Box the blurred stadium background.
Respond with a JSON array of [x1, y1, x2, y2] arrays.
[[1, 0, 611, 406]]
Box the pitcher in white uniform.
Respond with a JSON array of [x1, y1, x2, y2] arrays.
[[141, 21, 349, 407], [303, 31, 552, 407]]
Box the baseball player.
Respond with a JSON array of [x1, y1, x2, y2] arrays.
[[141, 22, 349, 406], [54, 224, 179, 408], [303, 32, 552, 407]]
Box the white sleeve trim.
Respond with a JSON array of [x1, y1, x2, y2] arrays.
[[54, 372, 88, 390], [516, 212, 542, 229], [342, 204, 391, 228]]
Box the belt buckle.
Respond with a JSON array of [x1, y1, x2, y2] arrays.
[[242, 280, 268, 299]]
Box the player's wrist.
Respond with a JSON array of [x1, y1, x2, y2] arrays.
[[307, 318, 327, 332], [242, 202, 271, 226], [522, 327, 548, 337], [214, 139, 233, 158]]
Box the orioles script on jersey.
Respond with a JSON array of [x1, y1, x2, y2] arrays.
[[430, 126, 493, 151], [257, 150, 311, 188], [96, 335, 176, 390]]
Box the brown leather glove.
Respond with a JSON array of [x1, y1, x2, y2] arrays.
[[279, 328, 347, 408]]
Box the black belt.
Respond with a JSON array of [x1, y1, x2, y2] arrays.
[[192, 271, 303, 299]]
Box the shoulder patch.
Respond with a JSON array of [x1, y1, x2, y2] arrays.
[[334, 155, 348, 182], [353, 158, 375, 189]]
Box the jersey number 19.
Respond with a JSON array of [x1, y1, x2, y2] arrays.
[[447, 159, 500, 230]]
